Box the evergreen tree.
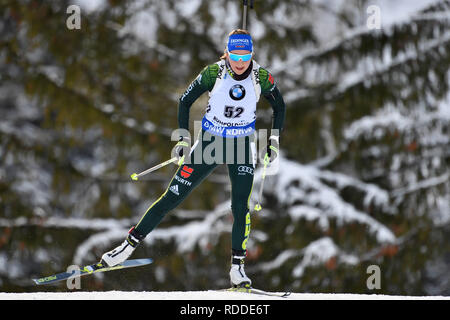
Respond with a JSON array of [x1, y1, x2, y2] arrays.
[[0, 0, 448, 295]]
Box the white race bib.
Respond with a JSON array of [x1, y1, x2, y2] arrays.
[[202, 63, 258, 138]]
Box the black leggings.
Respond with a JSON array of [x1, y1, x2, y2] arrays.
[[135, 130, 256, 252]]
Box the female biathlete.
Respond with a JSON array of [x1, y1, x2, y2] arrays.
[[100, 29, 286, 288]]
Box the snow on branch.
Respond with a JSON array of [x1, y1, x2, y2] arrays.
[[391, 172, 450, 198], [317, 169, 391, 212], [256, 237, 359, 278], [343, 91, 450, 143], [256, 249, 300, 272], [264, 156, 396, 243], [0, 216, 132, 230], [291, 237, 358, 278], [276, 2, 450, 105], [334, 31, 450, 97], [283, 29, 450, 105]]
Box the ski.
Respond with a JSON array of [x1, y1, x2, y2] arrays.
[[220, 286, 291, 298], [33, 258, 153, 285]]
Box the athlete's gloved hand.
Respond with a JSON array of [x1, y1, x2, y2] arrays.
[[171, 135, 191, 164], [265, 135, 279, 164]]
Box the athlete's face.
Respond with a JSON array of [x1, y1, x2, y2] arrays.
[[227, 50, 252, 75]]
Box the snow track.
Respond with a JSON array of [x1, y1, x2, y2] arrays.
[[0, 291, 447, 300]]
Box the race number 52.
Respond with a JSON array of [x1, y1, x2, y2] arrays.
[[224, 106, 244, 118]]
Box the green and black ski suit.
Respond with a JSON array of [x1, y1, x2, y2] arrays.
[[134, 59, 286, 255]]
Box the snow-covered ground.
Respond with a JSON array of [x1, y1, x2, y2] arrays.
[[0, 291, 448, 300]]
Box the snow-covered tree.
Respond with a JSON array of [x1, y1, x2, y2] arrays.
[[0, 0, 448, 295]]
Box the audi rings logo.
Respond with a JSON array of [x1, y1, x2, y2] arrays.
[[229, 84, 246, 101], [238, 166, 254, 175]]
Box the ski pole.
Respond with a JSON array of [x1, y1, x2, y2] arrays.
[[254, 153, 270, 211], [242, 0, 254, 30], [130, 156, 182, 181], [242, 0, 248, 29]]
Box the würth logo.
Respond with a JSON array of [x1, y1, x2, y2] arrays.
[[180, 165, 194, 178]]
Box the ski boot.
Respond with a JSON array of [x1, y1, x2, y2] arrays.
[[229, 249, 252, 288], [101, 226, 145, 267]]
